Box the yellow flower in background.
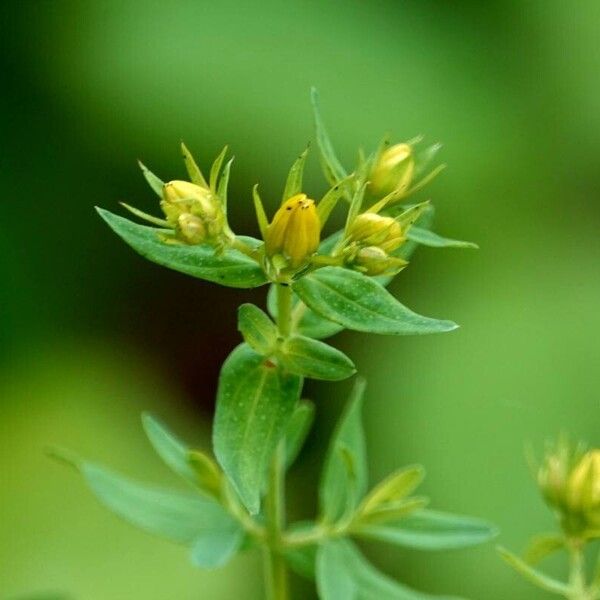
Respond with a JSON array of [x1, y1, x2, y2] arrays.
[[265, 193, 320, 268], [566, 449, 600, 526], [347, 213, 405, 253], [369, 143, 415, 199]]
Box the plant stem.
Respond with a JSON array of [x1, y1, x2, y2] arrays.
[[568, 541, 590, 600], [262, 283, 294, 600]]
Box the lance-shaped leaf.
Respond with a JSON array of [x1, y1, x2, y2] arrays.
[[293, 267, 457, 336], [213, 343, 302, 514], [498, 547, 570, 596], [311, 87, 347, 185], [97, 209, 266, 288], [317, 539, 465, 600], [210, 146, 228, 192], [278, 335, 355, 381], [407, 227, 478, 249], [138, 161, 164, 197], [282, 147, 309, 202], [320, 378, 368, 522], [181, 142, 209, 188], [237, 303, 278, 355], [284, 400, 315, 469], [354, 509, 498, 550], [63, 457, 243, 568]]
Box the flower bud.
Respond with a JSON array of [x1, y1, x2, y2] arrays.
[[354, 246, 408, 276], [177, 213, 206, 244], [162, 180, 218, 223], [369, 143, 415, 198], [537, 451, 571, 510], [265, 193, 320, 268], [566, 450, 600, 526], [347, 213, 405, 253]]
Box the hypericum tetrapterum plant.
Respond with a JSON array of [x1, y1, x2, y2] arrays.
[[499, 437, 600, 599], [53, 89, 497, 600]]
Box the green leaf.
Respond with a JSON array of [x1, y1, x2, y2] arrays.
[[355, 498, 429, 526], [318, 176, 354, 226], [320, 378, 368, 522], [278, 335, 355, 381], [498, 547, 570, 595], [237, 303, 278, 355], [97, 209, 267, 288], [141, 413, 198, 488], [213, 343, 302, 514], [344, 182, 367, 235], [181, 142, 209, 188], [355, 509, 498, 550], [283, 147, 309, 202], [523, 533, 565, 565], [359, 466, 425, 514], [253, 184, 269, 239], [293, 267, 458, 336], [285, 543, 318, 580], [285, 400, 315, 469], [407, 227, 478, 249], [217, 157, 234, 213], [210, 146, 228, 192], [138, 161, 164, 197], [317, 539, 463, 600], [75, 459, 240, 550], [311, 87, 347, 185], [189, 525, 244, 569]]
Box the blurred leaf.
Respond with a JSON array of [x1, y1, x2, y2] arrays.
[[311, 87, 347, 185], [210, 146, 228, 192], [407, 227, 478, 249], [285, 543, 318, 580], [213, 343, 302, 514], [413, 143, 442, 179], [181, 142, 209, 188], [283, 147, 309, 202], [142, 413, 198, 488], [523, 533, 565, 565], [189, 525, 244, 569], [237, 303, 278, 355], [293, 267, 458, 336], [355, 509, 498, 550], [278, 335, 355, 381], [497, 547, 570, 595], [138, 161, 164, 197], [187, 451, 222, 499], [285, 400, 315, 469], [317, 539, 463, 599], [355, 498, 429, 526], [359, 466, 425, 514], [320, 378, 367, 522], [97, 209, 266, 288]]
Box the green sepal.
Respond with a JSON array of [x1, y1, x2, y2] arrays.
[[138, 161, 164, 197], [282, 146, 309, 202], [284, 400, 315, 469], [310, 87, 347, 185], [354, 509, 498, 551], [407, 226, 478, 249], [97, 208, 267, 289], [317, 539, 465, 600], [498, 546, 570, 596], [317, 175, 355, 227], [213, 343, 302, 514], [181, 142, 209, 188], [237, 303, 278, 355], [293, 266, 458, 336], [210, 146, 228, 192], [413, 142, 442, 179], [523, 533, 565, 565], [253, 185, 269, 239], [217, 157, 234, 214], [278, 335, 356, 381], [319, 378, 368, 522]]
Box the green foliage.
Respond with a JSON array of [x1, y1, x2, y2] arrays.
[[213, 344, 302, 514], [237, 303, 278, 355], [407, 227, 478, 249], [284, 400, 315, 469], [293, 267, 458, 336], [97, 209, 266, 288]]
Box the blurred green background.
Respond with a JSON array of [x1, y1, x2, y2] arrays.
[[1, 1, 599, 598]]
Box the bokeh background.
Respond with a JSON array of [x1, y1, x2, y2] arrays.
[[1, 1, 599, 599]]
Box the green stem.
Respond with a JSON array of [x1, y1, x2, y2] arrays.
[[568, 542, 591, 600], [262, 283, 293, 600]]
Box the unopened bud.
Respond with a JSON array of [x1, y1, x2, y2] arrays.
[[354, 246, 408, 276], [566, 450, 600, 527], [265, 193, 320, 268], [348, 213, 405, 253], [177, 213, 206, 244], [162, 180, 218, 222], [370, 143, 415, 199]]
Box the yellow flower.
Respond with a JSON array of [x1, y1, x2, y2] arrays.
[[265, 193, 320, 268], [566, 450, 600, 525], [161, 180, 218, 223], [370, 143, 415, 199], [347, 213, 405, 253]]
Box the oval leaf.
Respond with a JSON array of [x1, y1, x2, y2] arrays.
[[238, 303, 277, 355], [97, 208, 266, 288], [354, 509, 498, 550], [213, 344, 302, 514], [293, 267, 457, 335], [279, 335, 355, 381]]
